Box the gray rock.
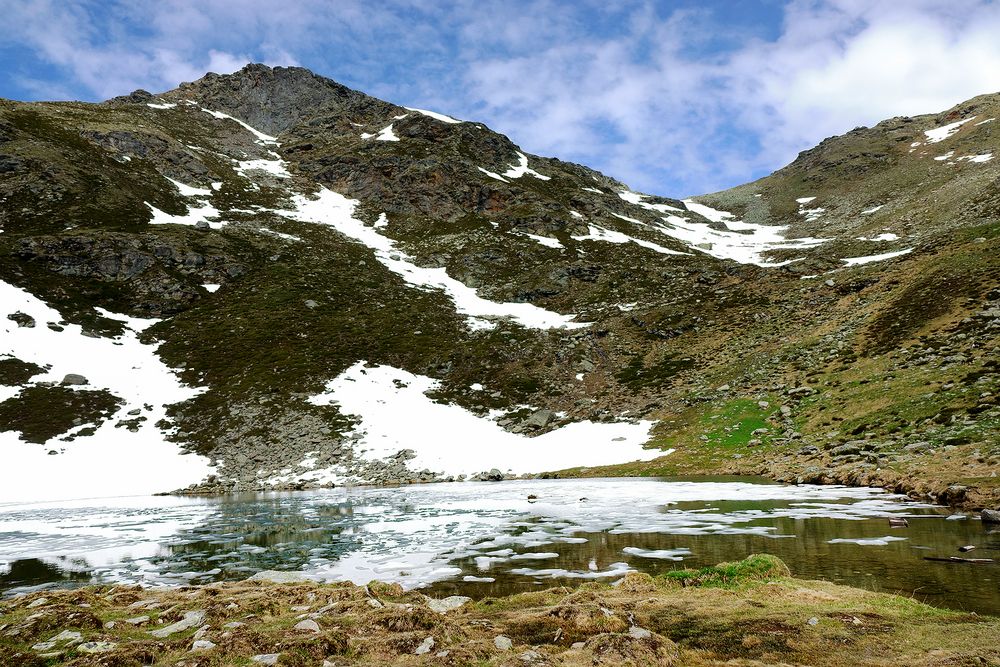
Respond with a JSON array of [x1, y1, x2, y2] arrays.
[[60, 374, 88, 386], [494, 635, 513, 651], [524, 409, 555, 428], [829, 443, 862, 457], [981, 509, 1000, 524], [78, 642, 118, 653], [124, 615, 150, 626], [426, 595, 471, 614], [628, 626, 652, 639], [304, 299, 319, 309], [252, 655, 281, 665], [150, 610, 205, 638], [414, 636, 435, 655], [26, 597, 49, 608], [247, 570, 313, 583], [191, 639, 216, 651], [294, 619, 320, 633]]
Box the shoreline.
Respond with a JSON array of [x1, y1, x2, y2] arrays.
[[2, 555, 998, 666]]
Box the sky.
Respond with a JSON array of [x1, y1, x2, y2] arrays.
[[3, 0, 1000, 196]]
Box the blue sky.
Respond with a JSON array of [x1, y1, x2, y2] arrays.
[[3, 0, 1000, 196]]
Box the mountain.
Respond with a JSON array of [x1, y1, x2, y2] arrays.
[[1, 64, 997, 505]]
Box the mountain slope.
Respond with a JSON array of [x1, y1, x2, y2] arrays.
[[1, 65, 997, 505]]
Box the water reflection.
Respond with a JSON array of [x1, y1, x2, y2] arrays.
[[0, 478, 997, 614]]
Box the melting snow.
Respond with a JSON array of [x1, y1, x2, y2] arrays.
[[975, 118, 995, 126], [934, 151, 955, 161], [308, 362, 662, 478], [165, 177, 212, 197], [857, 233, 899, 242], [259, 227, 302, 242], [0, 280, 214, 503], [235, 158, 291, 179], [201, 108, 279, 145], [571, 225, 686, 256], [860, 205, 884, 215], [404, 107, 463, 124], [477, 167, 509, 183], [569, 210, 583, 218], [503, 152, 550, 180], [202, 284, 220, 293], [923, 117, 976, 144], [374, 125, 399, 142], [146, 102, 176, 110], [581, 187, 603, 194], [795, 196, 816, 204], [842, 248, 913, 266], [278, 189, 587, 329], [146, 201, 222, 229], [957, 153, 994, 163], [520, 233, 564, 249]]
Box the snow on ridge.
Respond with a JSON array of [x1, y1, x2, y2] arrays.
[[842, 248, 913, 266], [404, 107, 463, 124], [278, 188, 587, 330], [503, 152, 550, 180], [922, 116, 976, 144], [0, 280, 214, 503], [307, 362, 662, 479], [201, 107, 280, 145], [478, 167, 509, 183], [146, 102, 177, 110], [376, 125, 400, 142]]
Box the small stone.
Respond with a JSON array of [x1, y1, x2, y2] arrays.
[[223, 621, 245, 629], [26, 597, 49, 608], [628, 626, 652, 639], [60, 374, 88, 386], [251, 654, 280, 665], [150, 610, 206, 638], [494, 635, 513, 651], [520, 649, 543, 662], [304, 299, 319, 309], [807, 617, 819, 626], [191, 639, 216, 651], [571, 641, 586, 649], [294, 619, 320, 633], [104, 621, 116, 629], [717, 384, 730, 392], [980, 509, 1000, 524], [78, 641, 117, 653], [426, 596, 470, 614], [367, 598, 384, 609], [125, 616, 150, 626], [415, 636, 435, 655]]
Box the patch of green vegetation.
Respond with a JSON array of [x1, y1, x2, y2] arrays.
[[0, 357, 43, 386], [659, 554, 791, 589], [0, 385, 121, 443], [701, 398, 777, 447]]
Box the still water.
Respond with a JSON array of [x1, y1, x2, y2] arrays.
[[0, 477, 997, 614]]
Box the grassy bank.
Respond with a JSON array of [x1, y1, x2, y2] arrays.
[[2, 555, 997, 666]]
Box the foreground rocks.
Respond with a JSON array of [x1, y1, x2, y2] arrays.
[[2, 555, 998, 666]]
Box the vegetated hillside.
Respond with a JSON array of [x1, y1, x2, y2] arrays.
[[0, 64, 997, 504]]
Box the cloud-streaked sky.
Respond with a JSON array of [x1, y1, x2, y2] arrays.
[[3, 0, 1000, 196]]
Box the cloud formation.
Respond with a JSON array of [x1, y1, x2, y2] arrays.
[[3, 0, 1000, 195]]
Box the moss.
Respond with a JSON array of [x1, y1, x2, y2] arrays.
[[0, 385, 121, 443], [659, 554, 791, 589]]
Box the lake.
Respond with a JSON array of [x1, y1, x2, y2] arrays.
[[1, 477, 997, 614]]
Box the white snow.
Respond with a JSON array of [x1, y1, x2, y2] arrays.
[[856, 233, 899, 242], [404, 107, 463, 124], [502, 152, 550, 180], [617, 191, 682, 213], [0, 280, 214, 503], [202, 284, 220, 293], [581, 187, 603, 194], [957, 153, 994, 163], [521, 233, 564, 249], [795, 196, 816, 204], [278, 188, 587, 330], [477, 167, 509, 183], [571, 225, 686, 256], [146, 102, 177, 110], [259, 227, 302, 242], [374, 125, 399, 142], [146, 200, 222, 229], [923, 117, 976, 143], [860, 205, 884, 215], [307, 362, 662, 478], [975, 118, 995, 126], [934, 151, 955, 161], [842, 248, 913, 266], [373, 213, 388, 229], [235, 158, 291, 179], [165, 177, 212, 198], [569, 210, 583, 218], [94, 307, 160, 332], [201, 108, 279, 145]]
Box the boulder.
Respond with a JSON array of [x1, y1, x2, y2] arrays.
[[981, 509, 1000, 524], [61, 374, 89, 386]]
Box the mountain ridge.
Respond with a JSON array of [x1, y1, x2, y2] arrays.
[[0, 64, 997, 507]]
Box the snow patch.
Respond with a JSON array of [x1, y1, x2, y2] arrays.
[[860, 205, 883, 215], [842, 248, 913, 266], [146, 102, 176, 110], [146, 201, 222, 229], [201, 108, 279, 145], [571, 225, 686, 256], [520, 233, 563, 249], [477, 167, 509, 183], [0, 280, 213, 503], [923, 117, 976, 144], [503, 152, 550, 181], [856, 233, 899, 242], [308, 362, 662, 478], [202, 284, 220, 293], [404, 107, 463, 124]]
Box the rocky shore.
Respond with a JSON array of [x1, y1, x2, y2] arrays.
[[3, 555, 999, 666]]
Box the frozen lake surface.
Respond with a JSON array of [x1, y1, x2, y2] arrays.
[[1, 477, 997, 614]]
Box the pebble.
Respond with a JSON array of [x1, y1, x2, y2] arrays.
[[629, 626, 652, 639], [26, 597, 49, 609], [426, 595, 471, 614], [415, 636, 435, 655], [495, 635, 513, 651], [191, 639, 216, 651], [294, 619, 321, 633], [251, 654, 281, 665], [150, 610, 206, 638]]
